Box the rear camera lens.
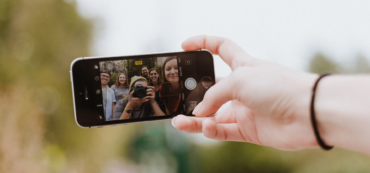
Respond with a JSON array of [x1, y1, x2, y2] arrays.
[[201, 76, 214, 89]]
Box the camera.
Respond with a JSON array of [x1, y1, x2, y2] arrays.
[[132, 84, 148, 98]]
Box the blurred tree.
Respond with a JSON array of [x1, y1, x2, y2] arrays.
[[309, 52, 340, 74], [309, 52, 370, 74], [353, 54, 370, 73], [0, 0, 141, 172], [194, 142, 292, 173]]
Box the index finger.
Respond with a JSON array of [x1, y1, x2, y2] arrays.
[[181, 35, 257, 70]]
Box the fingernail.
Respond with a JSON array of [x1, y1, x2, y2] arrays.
[[193, 102, 202, 115], [171, 117, 176, 128]]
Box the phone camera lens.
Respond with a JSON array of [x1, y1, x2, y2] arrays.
[[201, 76, 214, 89], [96, 89, 101, 94], [95, 76, 100, 81]]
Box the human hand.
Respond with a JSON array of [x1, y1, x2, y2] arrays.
[[127, 91, 147, 108], [144, 86, 155, 103], [172, 35, 319, 150]]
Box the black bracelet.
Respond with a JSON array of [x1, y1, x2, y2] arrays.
[[310, 73, 334, 150]]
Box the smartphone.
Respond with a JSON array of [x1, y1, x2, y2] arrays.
[[70, 50, 215, 128]]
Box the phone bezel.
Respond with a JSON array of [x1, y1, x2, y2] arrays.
[[70, 50, 215, 128]]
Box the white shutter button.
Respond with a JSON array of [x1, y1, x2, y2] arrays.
[[185, 78, 196, 90]]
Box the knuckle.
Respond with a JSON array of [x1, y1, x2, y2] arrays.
[[193, 119, 200, 132], [223, 127, 227, 141]]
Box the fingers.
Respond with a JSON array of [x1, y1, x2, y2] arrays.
[[193, 76, 237, 117], [173, 106, 237, 133], [145, 89, 155, 100], [143, 97, 153, 103], [146, 89, 154, 95], [174, 115, 248, 142], [181, 35, 257, 70], [130, 96, 148, 105], [213, 104, 237, 123], [172, 115, 205, 133], [202, 118, 247, 142], [146, 86, 154, 92], [216, 77, 224, 83], [129, 90, 134, 98]]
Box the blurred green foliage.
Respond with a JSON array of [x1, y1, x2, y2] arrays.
[[309, 52, 370, 74], [0, 0, 113, 172], [1, 0, 370, 172], [309, 53, 341, 74], [194, 142, 291, 173]]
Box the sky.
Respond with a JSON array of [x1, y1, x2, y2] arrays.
[[73, 0, 370, 143], [75, 0, 370, 76]]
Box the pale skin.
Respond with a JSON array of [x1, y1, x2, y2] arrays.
[[142, 67, 149, 77], [165, 59, 179, 85], [172, 35, 370, 155], [101, 73, 115, 118], [164, 59, 180, 115], [119, 81, 165, 120], [150, 70, 160, 92], [118, 74, 126, 97]]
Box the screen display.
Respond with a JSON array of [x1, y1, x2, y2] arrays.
[[97, 56, 200, 121]]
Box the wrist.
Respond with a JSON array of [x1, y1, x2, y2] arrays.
[[313, 75, 370, 153], [291, 72, 321, 149], [126, 102, 134, 110]]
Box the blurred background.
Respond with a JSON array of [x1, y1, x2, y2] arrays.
[[1, 0, 370, 172]]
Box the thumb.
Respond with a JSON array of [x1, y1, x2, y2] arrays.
[[193, 76, 237, 117]]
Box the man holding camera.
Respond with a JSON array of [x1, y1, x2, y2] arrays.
[[112, 76, 165, 120]]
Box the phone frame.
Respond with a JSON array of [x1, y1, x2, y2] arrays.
[[70, 50, 215, 128]]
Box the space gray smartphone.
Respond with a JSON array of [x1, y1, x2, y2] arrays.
[[70, 50, 215, 128]]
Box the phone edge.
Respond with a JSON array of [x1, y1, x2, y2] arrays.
[[70, 57, 90, 128], [81, 50, 206, 60]]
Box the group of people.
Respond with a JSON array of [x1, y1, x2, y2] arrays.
[[100, 56, 182, 121]]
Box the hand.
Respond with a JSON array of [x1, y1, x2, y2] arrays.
[[127, 91, 147, 109], [172, 35, 319, 150], [144, 86, 155, 103]]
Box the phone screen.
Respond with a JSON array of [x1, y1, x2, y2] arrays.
[[71, 51, 214, 127]]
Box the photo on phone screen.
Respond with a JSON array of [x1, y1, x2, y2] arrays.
[[99, 56, 184, 121], [71, 51, 215, 127]]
